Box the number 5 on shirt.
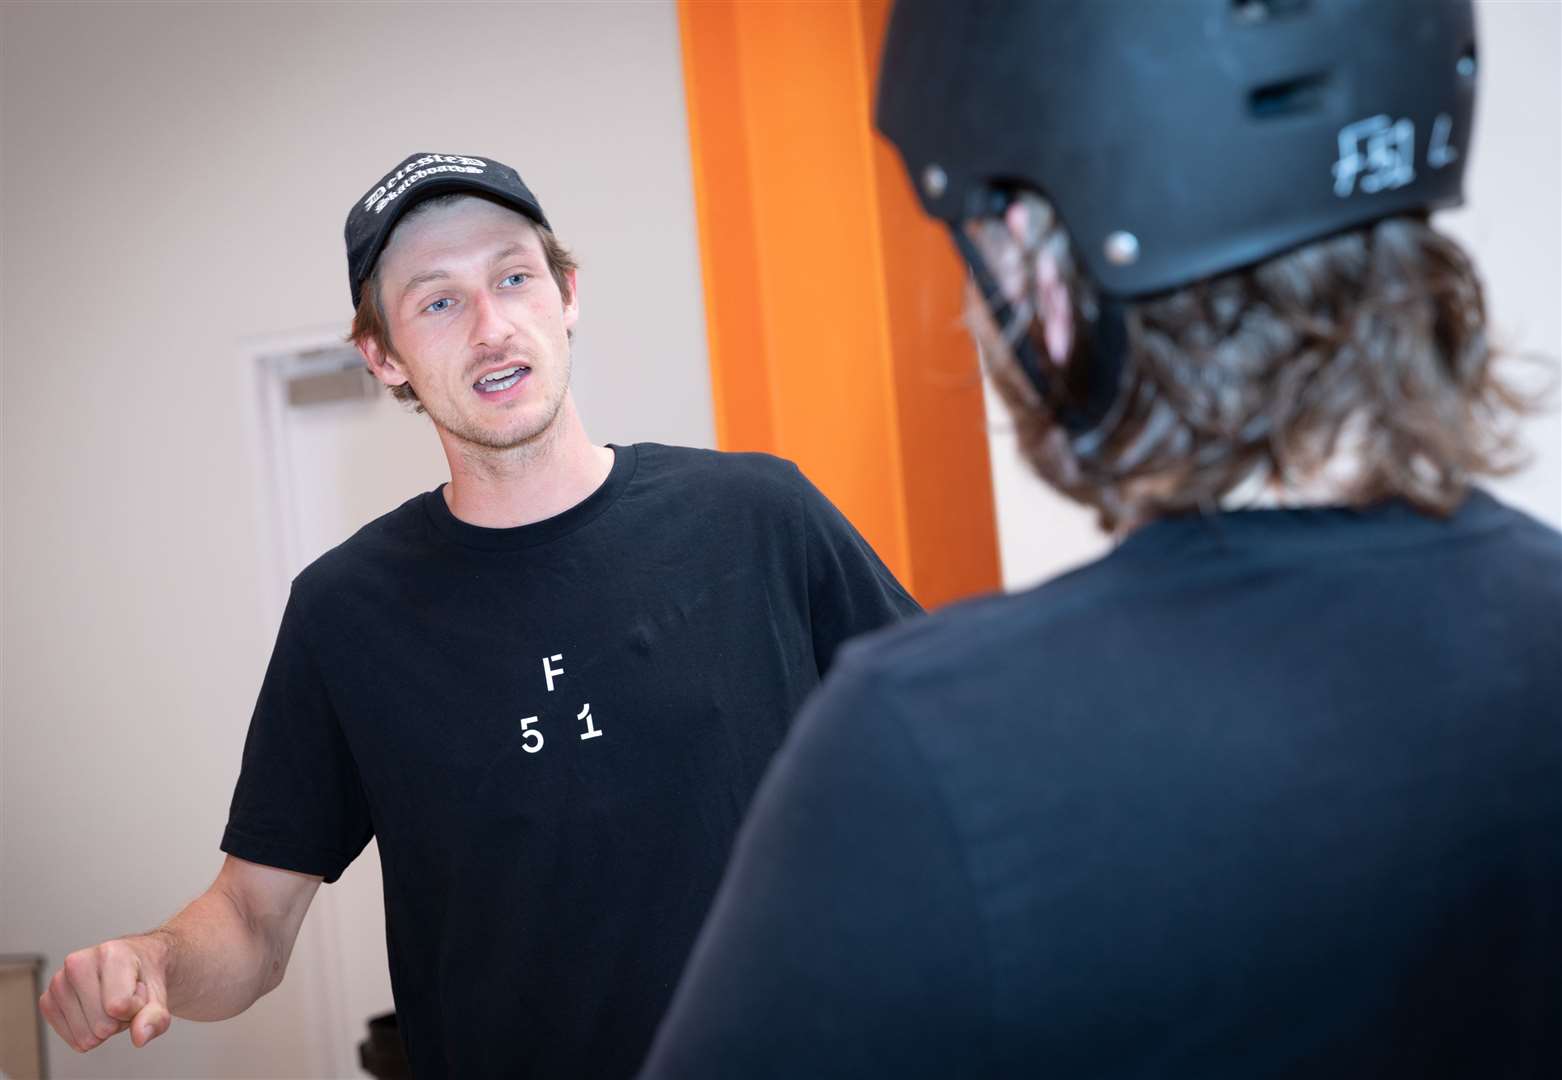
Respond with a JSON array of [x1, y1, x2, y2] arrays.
[[520, 716, 543, 754]]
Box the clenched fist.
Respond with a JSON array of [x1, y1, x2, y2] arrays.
[[39, 935, 172, 1052]]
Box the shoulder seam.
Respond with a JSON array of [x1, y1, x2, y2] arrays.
[[859, 665, 1000, 1068]]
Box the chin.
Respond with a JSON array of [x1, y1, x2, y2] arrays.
[[429, 388, 568, 453], [457, 413, 562, 452]]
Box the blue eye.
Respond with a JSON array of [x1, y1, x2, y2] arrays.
[[425, 297, 453, 313], [501, 273, 528, 288]]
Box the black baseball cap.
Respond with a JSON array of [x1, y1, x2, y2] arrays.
[[344, 152, 551, 309]]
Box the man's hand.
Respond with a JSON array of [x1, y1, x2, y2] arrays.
[[36, 855, 323, 1054], [40, 934, 173, 1052]]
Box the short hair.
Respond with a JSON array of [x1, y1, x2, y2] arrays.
[[348, 193, 580, 413], [970, 191, 1539, 532]]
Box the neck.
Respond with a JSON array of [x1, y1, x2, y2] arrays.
[[1220, 413, 1372, 513], [438, 395, 615, 528], [1219, 469, 1360, 511], [1114, 446, 1368, 540]]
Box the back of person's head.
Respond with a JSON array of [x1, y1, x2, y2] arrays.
[[877, 0, 1533, 531]]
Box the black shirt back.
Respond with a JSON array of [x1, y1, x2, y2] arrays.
[[221, 444, 920, 1077], [644, 490, 1561, 1077]]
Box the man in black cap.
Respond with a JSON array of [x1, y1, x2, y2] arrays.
[[38, 152, 920, 1077], [642, 1, 1560, 1075]]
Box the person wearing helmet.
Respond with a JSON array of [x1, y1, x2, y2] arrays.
[[641, 1, 1560, 1075]]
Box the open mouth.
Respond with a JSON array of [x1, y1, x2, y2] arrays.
[[474, 365, 530, 394]]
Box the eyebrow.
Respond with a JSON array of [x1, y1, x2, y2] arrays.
[[397, 243, 538, 304], [399, 268, 451, 302], [489, 242, 530, 266]]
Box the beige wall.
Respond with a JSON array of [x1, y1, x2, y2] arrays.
[[989, 0, 1562, 589], [1, 2, 709, 1076], [3, 1, 1559, 1077]]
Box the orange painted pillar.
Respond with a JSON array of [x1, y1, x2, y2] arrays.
[[678, 0, 1001, 609]]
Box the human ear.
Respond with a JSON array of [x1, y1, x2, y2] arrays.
[[1004, 202, 1073, 366], [560, 268, 580, 332], [356, 335, 409, 388], [1033, 246, 1074, 366]]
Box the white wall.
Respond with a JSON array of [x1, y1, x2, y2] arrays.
[[0, 2, 710, 1077], [989, 0, 1562, 590], [3, 1, 1559, 1077]]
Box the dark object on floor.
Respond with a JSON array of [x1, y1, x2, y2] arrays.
[[358, 1012, 411, 1079]]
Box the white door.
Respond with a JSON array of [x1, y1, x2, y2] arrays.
[[252, 339, 450, 1077]]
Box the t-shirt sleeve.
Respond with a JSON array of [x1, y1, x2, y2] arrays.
[[793, 465, 923, 675], [220, 585, 373, 884], [638, 653, 991, 1078]]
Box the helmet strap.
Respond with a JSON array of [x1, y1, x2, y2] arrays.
[[950, 222, 1125, 438]]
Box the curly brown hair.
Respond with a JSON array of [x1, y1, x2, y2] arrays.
[[970, 192, 1541, 532], [348, 193, 580, 414]]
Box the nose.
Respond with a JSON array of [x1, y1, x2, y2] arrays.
[[468, 289, 518, 351]]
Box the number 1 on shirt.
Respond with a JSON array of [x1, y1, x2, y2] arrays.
[[579, 703, 603, 741]]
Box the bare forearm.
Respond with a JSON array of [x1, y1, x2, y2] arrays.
[[42, 857, 319, 1054], [150, 884, 293, 1021]]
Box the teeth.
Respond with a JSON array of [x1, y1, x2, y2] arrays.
[[479, 366, 522, 383], [478, 374, 521, 393]]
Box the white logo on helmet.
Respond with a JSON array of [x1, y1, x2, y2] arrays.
[[1332, 113, 1457, 199]]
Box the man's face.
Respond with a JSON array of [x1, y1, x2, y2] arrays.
[[365, 197, 579, 453]]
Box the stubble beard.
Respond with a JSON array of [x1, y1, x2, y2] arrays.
[[429, 346, 574, 457]]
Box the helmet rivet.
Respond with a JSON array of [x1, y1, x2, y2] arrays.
[[922, 164, 948, 199], [1457, 55, 1476, 78], [1104, 231, 1140, 266]]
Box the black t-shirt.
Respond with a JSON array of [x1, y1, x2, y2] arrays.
[[221, 443, 921, 1078], [643, 490, 1562, 1078]]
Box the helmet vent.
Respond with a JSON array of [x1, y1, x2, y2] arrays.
[[1249, 72, 1331, 119], [1232, 0, 1309, 24]]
